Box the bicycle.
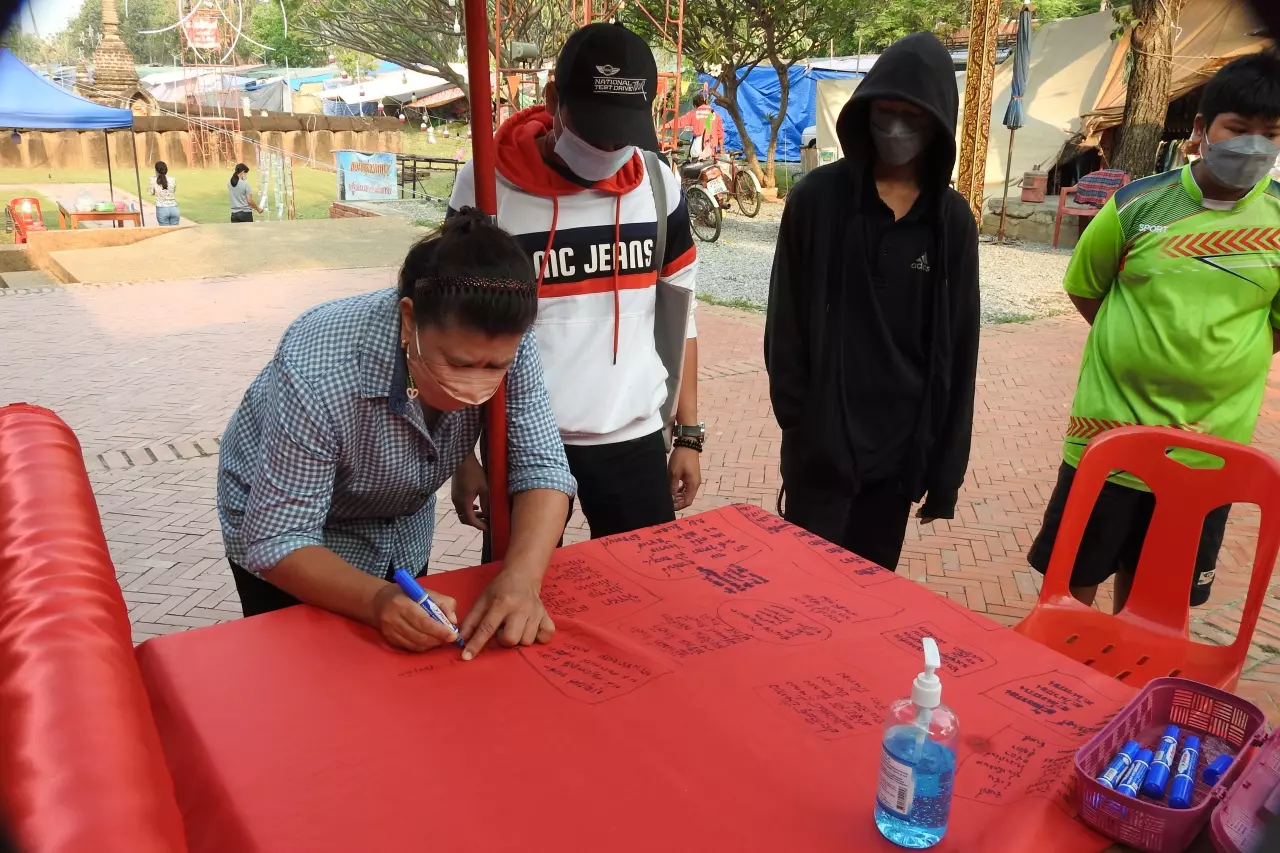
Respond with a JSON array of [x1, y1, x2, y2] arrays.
[[715, 153, 763, 218]]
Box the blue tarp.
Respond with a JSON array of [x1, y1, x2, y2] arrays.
[[0, 48, 133, 130], [699, 65, 859, 162]]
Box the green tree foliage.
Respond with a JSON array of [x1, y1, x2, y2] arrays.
[[0, 26, 49, 63], [53, 0, 182, 65], [297, 0, 575, 102], [251, 0, 326, 66], [833, 0, 1102, 54]]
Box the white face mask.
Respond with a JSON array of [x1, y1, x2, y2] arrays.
[[1202, 134, 1280, 191], [553, 120, 635, 181]]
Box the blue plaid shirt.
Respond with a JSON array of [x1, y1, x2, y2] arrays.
[[217, 288, 576, 577]]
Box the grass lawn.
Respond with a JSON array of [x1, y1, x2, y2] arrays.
[[0, 166, 339, 224], [398, 124, 473, 161]]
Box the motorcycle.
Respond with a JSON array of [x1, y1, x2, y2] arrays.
[[673, 129, 724, 242]]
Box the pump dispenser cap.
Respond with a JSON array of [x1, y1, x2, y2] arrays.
[[912, 638, 943, 708]]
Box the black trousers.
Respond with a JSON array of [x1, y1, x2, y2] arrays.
[[481, 429, 674, 562], [565, 429, 676, 538], [228, 558, 416, 618], [230, 211, 253, 223], [782, 480, 914, 571]]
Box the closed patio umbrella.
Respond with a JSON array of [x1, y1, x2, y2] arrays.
[[998, 0, 1032, 242]]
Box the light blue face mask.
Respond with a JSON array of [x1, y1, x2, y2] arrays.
[[1202, 134, 1280, 191], [552, 118, 635, 181]]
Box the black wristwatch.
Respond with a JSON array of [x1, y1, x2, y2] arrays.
[[672, 423, 707, 441], [672, 423, 706, 453]]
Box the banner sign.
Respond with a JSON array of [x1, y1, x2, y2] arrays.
[[183, 12, 221, 50], [334, 150, 398, 201]]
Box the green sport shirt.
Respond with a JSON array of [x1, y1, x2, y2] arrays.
[[1062, 165, 1280, 487]]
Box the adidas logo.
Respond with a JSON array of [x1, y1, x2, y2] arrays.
[[911, 253, 930, 272]]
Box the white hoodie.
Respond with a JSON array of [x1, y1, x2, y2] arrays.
[[449, 106, 698, 446]]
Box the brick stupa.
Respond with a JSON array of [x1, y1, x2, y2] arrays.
[[82, 0, 151, 111]]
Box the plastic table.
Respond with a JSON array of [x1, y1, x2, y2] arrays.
[[137, 505, 1137, 853], [57, 202, 142, 229]]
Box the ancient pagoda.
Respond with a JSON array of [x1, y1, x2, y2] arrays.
[[81, 0, 151, 111]]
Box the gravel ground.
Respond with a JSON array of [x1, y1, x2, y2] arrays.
[[352, 198, 449, 224], [696, 200, 1075, 324]]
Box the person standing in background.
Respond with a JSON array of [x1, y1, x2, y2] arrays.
[[1027, 52, 1280, 612], [671, 91, 725, 161], [228, 163, 264, 223], [148, 161, 179, 226], [764, 32, 980, 572], [447, 22, 703, 545]]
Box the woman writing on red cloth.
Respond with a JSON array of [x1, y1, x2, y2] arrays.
[[215, 210, 576, 660]]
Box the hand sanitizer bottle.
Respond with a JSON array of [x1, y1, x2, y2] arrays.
[[874, 637, 959, 849]]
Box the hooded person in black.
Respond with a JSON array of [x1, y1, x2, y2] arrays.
[[764, 31, 980, 571]]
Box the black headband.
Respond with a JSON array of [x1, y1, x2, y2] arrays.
[[415, 276, 537, 293]]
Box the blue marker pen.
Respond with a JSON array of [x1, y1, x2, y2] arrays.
[[1142, 725, 1181, 798], [393, 569, 464, 647], [1116, 748, 1153, 798], [1098, 741, 1141, 789], [1168, 737, 1201, 809], [1202, 754, 1233, 786]]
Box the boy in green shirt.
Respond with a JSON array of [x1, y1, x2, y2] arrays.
[[1028, 52, 1280, 612]]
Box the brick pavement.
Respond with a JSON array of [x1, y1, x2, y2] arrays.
[[2, 271, 1278, 719]]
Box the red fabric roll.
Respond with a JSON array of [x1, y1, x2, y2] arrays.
[[0, 404, 186, 853]]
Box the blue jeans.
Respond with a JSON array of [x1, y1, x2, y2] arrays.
[[155, 205, 180, 226]]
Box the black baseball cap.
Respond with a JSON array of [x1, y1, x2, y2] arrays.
[[554, 22, 660, 151]]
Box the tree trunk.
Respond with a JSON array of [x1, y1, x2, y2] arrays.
[[714, 69, 764, 182], [1111, 0, 1187, 178], [763, 59, 791, 189]]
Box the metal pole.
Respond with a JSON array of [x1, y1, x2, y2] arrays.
[[493, 0, 501, 131], [105, 131, 116, 204], [131, 130, 147, 226], [464, 0, 510, 559], [998, 127, 1015, 242]]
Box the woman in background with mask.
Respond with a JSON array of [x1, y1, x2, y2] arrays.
[[765, 32, 980, 572], [216, 209, 576, 660]]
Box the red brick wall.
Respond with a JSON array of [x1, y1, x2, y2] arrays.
[[328, 203, 382, 219]]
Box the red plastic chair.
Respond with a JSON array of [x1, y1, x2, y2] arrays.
[[1052, 171, 1130, 248], [1014, 426, 1280, 691], [8, 197, 46, 244]]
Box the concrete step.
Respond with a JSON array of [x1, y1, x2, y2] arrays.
[[0, 269, 58, 289]]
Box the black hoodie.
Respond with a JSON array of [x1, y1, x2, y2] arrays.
[[764, 32, 980, 518]]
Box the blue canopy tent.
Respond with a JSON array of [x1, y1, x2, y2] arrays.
[[698, 64, 860, 162], [0, 48, 145, 222]]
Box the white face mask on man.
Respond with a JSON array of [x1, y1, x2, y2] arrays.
[[553, 119, 636, 181]]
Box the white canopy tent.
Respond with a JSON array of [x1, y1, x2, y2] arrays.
[[964, 9, 1119, 201], [319, 65, 468, 105]]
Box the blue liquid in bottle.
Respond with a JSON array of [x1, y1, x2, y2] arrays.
[[874, 638, 958, 849], [874, 725, 957, 848]]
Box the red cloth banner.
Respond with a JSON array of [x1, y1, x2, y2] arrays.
[[137, 505, 1132, 852]]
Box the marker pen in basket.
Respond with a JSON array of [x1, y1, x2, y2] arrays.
[[1097, 741, 1141, 789], [1116, 748, 1154, 797], [1142, 725, 1181, 798], [392, 569, 464, 647], [1168, 737, 1201, 809], [1202, 754, 1233, 786]]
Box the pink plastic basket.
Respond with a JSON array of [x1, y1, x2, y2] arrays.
[[1209, 727, 1280, 852], [1074, 677, 1267, 853]]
